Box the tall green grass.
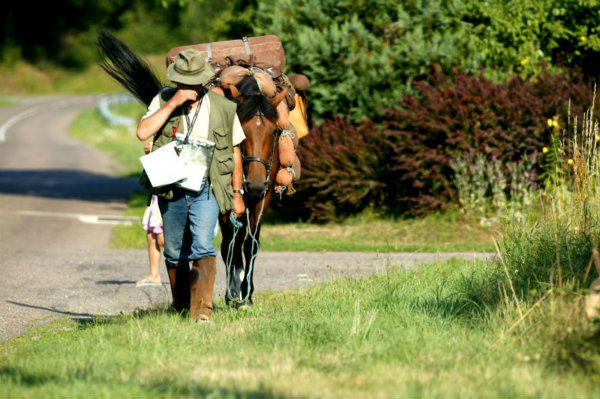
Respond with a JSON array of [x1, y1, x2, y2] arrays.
[[485, 93, 600, 374], [498, 95, 600, 296]]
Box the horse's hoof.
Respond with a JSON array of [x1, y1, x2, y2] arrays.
[[236, 301, 254, 311]]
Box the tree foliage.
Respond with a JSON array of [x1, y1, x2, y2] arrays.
[[0, 0, 247, 69], [253, 0, 600, 121]]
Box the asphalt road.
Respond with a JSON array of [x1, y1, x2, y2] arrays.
[[0, 96, 492, 342]]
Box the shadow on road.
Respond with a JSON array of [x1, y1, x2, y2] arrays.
[[0, 169, 138, 202], [6, 300, 94, 320], [96, 279, 137, 286]]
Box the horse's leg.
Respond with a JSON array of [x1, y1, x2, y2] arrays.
[[218, 214, 232, 304], [231, 217, 247, 301], [242, 194, 272, 303], [219, 213, 247, 304], [242, 225, 260, 302]]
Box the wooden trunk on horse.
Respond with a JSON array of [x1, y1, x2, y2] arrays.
[[166, 35, 286, 73]]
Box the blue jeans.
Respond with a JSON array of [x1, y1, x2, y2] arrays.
[[157, 184, 219, 268]]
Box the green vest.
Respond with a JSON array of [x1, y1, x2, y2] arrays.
[[139, 87, 237, 214]]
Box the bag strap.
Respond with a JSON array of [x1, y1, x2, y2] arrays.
[[182, 88, 207, 144], [243, 37, 251, 55], [206, 43, 212, 61]]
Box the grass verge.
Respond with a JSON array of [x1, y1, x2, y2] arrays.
[[259, 210, 495, 252], [1, 258, 598, 397], [111, 191, 496, 252], [0, 98, 15, 106], [69, 103, 147, 177]]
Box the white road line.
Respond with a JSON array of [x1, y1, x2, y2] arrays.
[[3, 209, 138, 226], [0, 106, 43, 142], [0, 96, 102, 143]]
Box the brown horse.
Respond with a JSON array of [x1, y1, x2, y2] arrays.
[[219, 75, 289, 305]]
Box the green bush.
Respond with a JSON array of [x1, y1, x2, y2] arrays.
[[253, 0, 600, 121], [255, 0, 481, 122]]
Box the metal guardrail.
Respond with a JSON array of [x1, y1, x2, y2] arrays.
[[97, 94, 137, 133]]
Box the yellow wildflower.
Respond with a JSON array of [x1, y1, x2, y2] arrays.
[[542, 147, 549, 154], [580, 36, 587, 42], [568, 159, 574, 165], [596, 135, 600, 142], [552, 120, 560, 130], [547, 118, 554, 127], [521, 58, 529, 66]]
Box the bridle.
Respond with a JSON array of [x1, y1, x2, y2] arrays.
[[240, 112, 281, 199]]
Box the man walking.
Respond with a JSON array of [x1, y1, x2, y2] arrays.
[[136, 49, 246, 322]]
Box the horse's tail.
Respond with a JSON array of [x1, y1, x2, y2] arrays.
[[97, 30, 162, 106]]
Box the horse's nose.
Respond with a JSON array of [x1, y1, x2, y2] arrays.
[[244, 180, 268, 199]]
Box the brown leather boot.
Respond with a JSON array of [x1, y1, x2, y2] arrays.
[[167, 265, 190, 313], [190, 256, 217, 321]]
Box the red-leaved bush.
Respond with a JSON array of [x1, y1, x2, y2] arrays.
[[291, 118, 394, 222], [384, 68, 596, 214], [288, 69, 596, 221]]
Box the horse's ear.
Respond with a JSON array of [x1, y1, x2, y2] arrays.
[[223, 83, 240, 98], [229, 85, 240, 98], [270, 87, 289, 107]]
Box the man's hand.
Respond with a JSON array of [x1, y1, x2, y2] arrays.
[[168, 89, 198, 108], [233, 193, 245, 218]]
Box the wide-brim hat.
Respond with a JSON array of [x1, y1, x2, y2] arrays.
[[166, 49, 215, 85]]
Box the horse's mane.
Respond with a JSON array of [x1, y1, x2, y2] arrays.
[[235, 75, 278, 123]]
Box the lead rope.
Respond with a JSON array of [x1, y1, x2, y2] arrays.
[[223, 197, 266, 305], [224, 212, 243, 302], [242, 195, 267, 303]]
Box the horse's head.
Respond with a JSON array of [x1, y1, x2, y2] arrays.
[[232, 75, 288, 201]]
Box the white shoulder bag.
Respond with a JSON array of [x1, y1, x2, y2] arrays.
[[139, 140, 187, 187]]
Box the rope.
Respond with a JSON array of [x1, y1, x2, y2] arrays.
[[286, 166, 296, 179], [224, 212, 243, 302], [242, 195, 267, 302], [223, 197, 266, 305], [275, 185, 287, 200]]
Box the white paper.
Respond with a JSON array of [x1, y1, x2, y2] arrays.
[[174, 137, 215, 192], [177, 163, 207, 192], [140, 141, 187, 187]]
